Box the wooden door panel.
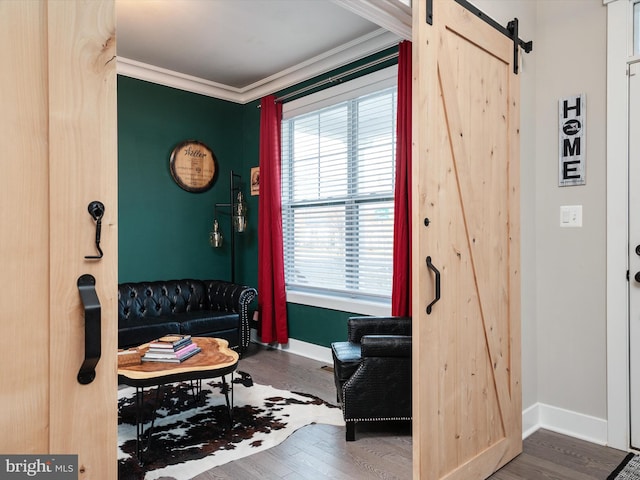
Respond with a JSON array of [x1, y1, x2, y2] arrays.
[[0, 1, 117, 475], [48, 1, 118, 477], [0, 0, 50, 454], [438, 33, 516, 441], [413, 1, 521, 478]]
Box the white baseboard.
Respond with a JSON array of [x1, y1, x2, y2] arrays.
[[249, 335, 609, 445], [522, 403, 540, 439], [250, 331, 333, 365], [520, 402, 608, 445]]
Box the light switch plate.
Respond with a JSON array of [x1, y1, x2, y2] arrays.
[[560, 205, 582, 227]]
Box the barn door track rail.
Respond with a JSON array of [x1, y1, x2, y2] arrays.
[[426, 0, 533, 74]]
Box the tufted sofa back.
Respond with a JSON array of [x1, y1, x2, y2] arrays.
[[118, 279, 257, 323], [118, 280, 209, 323], [117, 279, 258, 352]]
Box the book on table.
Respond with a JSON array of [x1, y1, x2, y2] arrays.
[[142, 336, 201, 363], [148, 334, 192, 351], [141, 345, 201, 363]]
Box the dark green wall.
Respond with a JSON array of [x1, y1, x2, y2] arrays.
[[118, 76, 250, 283], [117, 47, 398, 348]]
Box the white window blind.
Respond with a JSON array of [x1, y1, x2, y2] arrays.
[[281, 75, 397, 303]]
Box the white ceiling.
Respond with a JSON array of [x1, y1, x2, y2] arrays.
[[116, 0, 411, 104]]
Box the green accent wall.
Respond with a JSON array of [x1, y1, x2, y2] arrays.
[[286, 303, 350, 345], [118, 76, 249, 283], [117, 46, 398, 348]]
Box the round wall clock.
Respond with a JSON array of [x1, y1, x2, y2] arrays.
[[169, 140, 218, 192]]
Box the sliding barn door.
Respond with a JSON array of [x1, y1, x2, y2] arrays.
[[412, 1, 522, 479], [0, 1, 118, 477]]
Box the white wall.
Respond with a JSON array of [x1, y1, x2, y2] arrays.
[[534, 0, 607, 421], [473, 0, 609, 442]]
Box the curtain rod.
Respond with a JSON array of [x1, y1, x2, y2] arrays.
[[273, 51, 399, 104]]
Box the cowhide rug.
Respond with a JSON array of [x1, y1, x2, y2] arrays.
[[118, 372, 344, 480]]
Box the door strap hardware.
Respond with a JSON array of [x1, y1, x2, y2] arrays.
[[426, 256, 441, 314], [85, 201, 105, 260], [77, 274, 101, 385], [427, 0, 533, 75], [506, 18, 530, 75]]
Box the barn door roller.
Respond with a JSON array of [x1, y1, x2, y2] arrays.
[[426, 0, 533, 74]]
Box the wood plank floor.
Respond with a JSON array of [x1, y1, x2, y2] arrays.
[[194, 343, 629, 480]]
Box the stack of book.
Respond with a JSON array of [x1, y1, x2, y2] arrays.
[[141, 334, 201, 363]]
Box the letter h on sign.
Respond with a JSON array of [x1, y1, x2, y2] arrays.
[[558, 94, 586, 186]]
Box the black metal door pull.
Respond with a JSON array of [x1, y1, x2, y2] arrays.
[[77, 274, 101, 384], [85, 201, 105, 259], [426, 256, 441, 314]]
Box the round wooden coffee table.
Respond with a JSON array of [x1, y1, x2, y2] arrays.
[[118, 337, 239, 463]]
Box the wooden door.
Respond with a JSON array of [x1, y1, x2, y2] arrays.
[[0, 1, 118, 477], [412, 1, 522, 479]]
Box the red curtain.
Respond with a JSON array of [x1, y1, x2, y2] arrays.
[[258, 95, 289, 344], [391, 41, 413, 317]]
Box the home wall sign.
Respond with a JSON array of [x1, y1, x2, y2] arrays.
[[169, 140, 218, 192], [558, 94, 586, 186]]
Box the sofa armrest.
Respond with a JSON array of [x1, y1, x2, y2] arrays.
[[361, 335, 411, 358], [203, 280, 257, 354], [347, 316, 411, 343]]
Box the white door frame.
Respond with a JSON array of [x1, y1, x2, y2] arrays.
[[605, 0, 635, 451]]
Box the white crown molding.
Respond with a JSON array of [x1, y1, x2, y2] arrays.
[[331, 0, 412, 40], [116, 58, 245, 103], [116, 29, 400, 104]]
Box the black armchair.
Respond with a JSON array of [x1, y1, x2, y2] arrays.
[[331, 316, 412, 441]]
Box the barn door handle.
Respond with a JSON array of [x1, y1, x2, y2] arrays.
[[77, 274, 101, 385], [425, 256, 441, 314], [85, 201, 105, 260]]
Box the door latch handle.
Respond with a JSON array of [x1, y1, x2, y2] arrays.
[[426, 256, 441, 314], [77, 274, 101, 384], [85, 201, 105, 260]]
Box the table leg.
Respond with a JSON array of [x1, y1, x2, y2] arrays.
[[230, 372, 234, 425], [188, 379, 203, 403], [135, 386, 144, 463], [221, 374, 234, 427], [134, 384, 165, 465]]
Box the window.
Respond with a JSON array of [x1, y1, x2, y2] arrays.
[[281, 67, 397, 312]]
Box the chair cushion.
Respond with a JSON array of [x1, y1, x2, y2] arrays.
[[331, 341, 362, 384]]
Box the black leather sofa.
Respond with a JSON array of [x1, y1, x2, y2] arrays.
[[118, 279, 257, 354], [331, 316, 412, 440]]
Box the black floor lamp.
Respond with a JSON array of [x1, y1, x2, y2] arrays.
[[209, 170, 247, 283]]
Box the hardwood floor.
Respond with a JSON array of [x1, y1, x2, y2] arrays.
[[194, 343, 629, 480]]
